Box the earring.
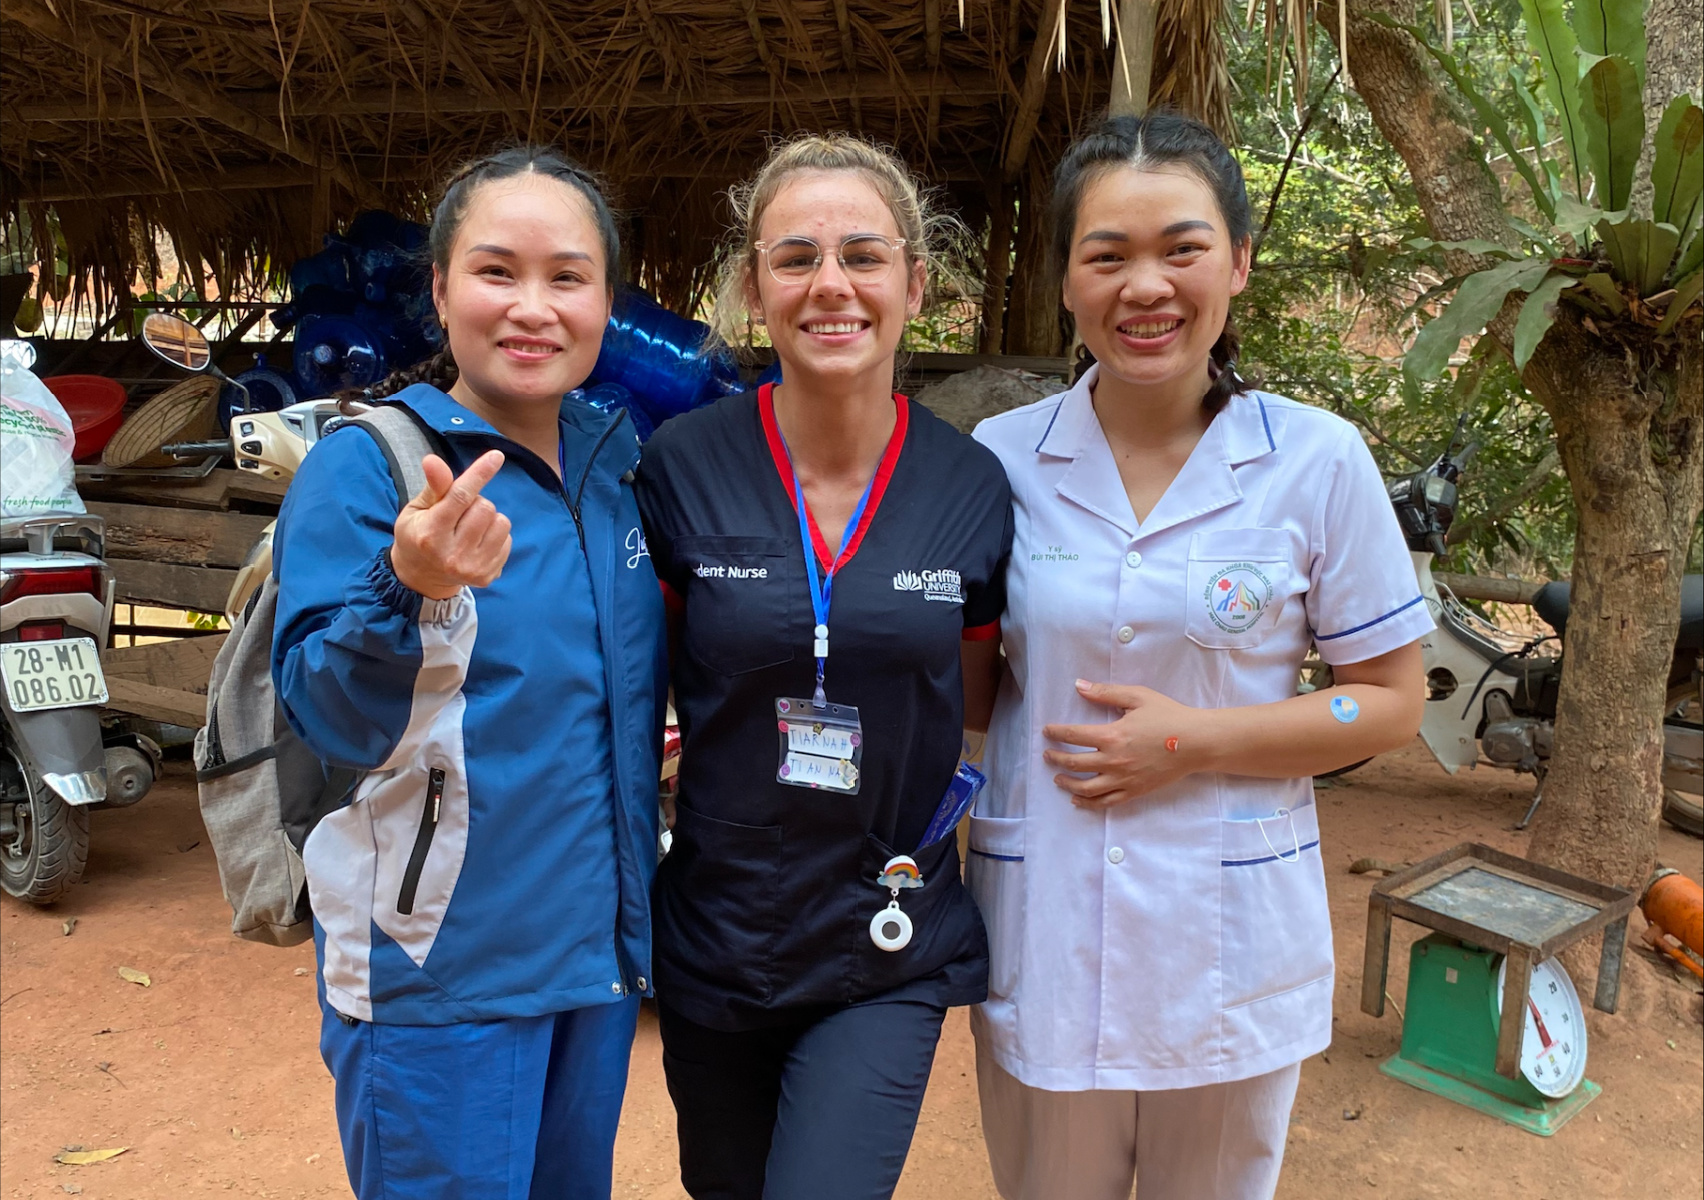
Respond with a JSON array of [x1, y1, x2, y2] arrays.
[[753, 315, 767, 327]]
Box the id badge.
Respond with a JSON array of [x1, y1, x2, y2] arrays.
[[776, 696, 863, 794]]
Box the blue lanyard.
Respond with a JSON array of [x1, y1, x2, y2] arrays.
[[782, 439, 877, 704]]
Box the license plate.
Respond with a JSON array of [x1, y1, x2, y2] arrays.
[[1, 638, 108, 712]]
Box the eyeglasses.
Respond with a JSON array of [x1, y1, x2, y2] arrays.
[[753, 234, 909, 285]]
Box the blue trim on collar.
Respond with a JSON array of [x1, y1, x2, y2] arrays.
[[1034, 398, 1066, 454], [1258, 395, 1275, 452], [1315, 594, 1426, 641]]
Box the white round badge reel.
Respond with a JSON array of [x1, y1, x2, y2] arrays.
[[870, 901, 913, 952]]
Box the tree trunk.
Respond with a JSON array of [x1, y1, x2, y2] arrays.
[[1328, 0, 1704, 891], [1004, 161, 1062, 356], [1522, 318, 1703, 888]]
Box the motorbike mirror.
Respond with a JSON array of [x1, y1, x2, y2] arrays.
[[140, 312, 212, 373]]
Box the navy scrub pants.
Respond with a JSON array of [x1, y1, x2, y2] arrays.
[[659, 996, 948, 1200], [318, 996, 641, 1200]]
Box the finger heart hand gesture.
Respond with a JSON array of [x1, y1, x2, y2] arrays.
[[390, 450, 514, 601]]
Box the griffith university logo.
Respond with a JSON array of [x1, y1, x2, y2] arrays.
[[895, 568, 963, 604], [1202, 561, 1273, 633]]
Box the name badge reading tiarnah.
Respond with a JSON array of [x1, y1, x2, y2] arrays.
[[776, 696, 863, 794]]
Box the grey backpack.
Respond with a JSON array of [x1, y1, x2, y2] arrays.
[[193, 406, 442, 945]]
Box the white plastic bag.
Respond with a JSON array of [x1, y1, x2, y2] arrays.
[[1, 339, 85, 517]]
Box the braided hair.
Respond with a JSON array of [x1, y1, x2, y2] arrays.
[[361, 146, 620, 400], [1051, 111, 1255, 413]]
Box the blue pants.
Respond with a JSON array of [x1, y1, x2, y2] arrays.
[[659, 997, 948, 1200], [318, 997, 640, 1200]]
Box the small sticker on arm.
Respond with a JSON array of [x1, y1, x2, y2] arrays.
[[1330, 695, 1360, 723]]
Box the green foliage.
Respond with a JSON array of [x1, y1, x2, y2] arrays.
[[1391, 0, 1700, 400], [1229, 14, 1574, 578], [1650, 97, 1704, 231]]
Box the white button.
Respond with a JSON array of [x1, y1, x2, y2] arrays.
[[1108, 846, 1125, 864], [611, 981, 623, 994], [637, 977, 647, 991], [450, 416, 464, 425], [1117, 625, 1135, 643], [1125, 551, 1142, 568]]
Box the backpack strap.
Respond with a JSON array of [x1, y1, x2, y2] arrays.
[[345, 404, 450, 510]]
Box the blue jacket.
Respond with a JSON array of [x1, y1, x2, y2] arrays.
[[271, 384, 667, 1025]]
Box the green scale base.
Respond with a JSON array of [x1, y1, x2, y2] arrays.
[[1379, 1056, 1600, 1137], [1380, 935, 1600, 1136]]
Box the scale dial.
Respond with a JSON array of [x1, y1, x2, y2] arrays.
[[1496, 956, 1587, 1098]]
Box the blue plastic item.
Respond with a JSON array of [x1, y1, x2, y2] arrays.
[[569, 381, 656, 443], [593, 289, 741, 422], [276, 211, 440, 399], [293, 314, 387, 397], [219, 353, 298, 428]]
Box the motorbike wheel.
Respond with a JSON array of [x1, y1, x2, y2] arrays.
[[1, 746, 91, 905], [1662, 788, 1703, 838]]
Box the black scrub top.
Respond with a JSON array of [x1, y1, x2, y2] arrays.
[[635, 384, 1014, 1031]]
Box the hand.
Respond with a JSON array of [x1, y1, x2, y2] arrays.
[[390, 451, 512, 601], [1041, 680, 1203, 809]]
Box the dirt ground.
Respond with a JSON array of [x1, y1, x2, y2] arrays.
[[2, 741, 1699, 1200]]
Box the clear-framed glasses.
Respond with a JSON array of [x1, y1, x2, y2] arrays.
[[754, 234, 909, 285]]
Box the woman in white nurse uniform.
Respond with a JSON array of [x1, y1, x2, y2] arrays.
[[965, 111, 1431, 1200]]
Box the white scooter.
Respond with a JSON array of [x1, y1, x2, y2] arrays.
[[1380, 423, 1701, 834], [139, 313, 356, 620], [2, 345, 160, 904]]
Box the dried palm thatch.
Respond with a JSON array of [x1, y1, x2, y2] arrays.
[[1, 0, 1237, 318]]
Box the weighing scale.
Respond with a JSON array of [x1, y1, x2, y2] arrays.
[[1361, 843, 1636, 1136]]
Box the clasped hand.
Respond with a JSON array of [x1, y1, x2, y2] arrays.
[[1043, 680, 1202, 809], [390, 451, 513, 601]]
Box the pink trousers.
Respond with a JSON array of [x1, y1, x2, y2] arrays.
[[977, 1045, 1301, 1200]]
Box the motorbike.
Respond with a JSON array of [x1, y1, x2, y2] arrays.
[[1375, 420, 1702, 835], [140, 312, 357, 620], [2, 347, 160, 904]]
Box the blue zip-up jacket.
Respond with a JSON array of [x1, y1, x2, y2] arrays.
[[271, 384, 667, 1025]]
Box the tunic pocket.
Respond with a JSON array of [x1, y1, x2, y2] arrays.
[[966, 813, 1026, 999], [659, 800, 785, 1004], [1184, 528, 1298, 651], [1218, 801, 1334, 1008], [675, 536, 798, 675]]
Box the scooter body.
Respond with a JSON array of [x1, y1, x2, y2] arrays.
[[1, 513, 157, 902]]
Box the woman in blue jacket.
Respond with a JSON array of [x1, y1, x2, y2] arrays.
[[271, 147, 667, 1200]]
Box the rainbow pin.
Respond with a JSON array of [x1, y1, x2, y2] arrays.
[[878, 855, 925, 890]]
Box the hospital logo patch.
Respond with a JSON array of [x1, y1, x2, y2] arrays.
[[895, 568, 963, 604], [1202, 562, 1273, 633]]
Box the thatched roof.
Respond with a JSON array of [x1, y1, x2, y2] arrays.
[[2, 0, 1232, 313]]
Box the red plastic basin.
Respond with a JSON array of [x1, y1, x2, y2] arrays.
[[44, 375, 129, 462]]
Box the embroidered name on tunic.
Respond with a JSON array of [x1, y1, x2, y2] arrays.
[[694, 563, 769, 579]]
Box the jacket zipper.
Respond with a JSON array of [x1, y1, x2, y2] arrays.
[[567, 410, 628, 550], [567, 409, 643, 989], [397, 767, 445, 915]]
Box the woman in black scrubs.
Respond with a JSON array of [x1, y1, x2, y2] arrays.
[[634, 134, 1012, 1200]]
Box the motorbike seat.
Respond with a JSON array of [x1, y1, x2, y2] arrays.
[[1533, 574, 1702, 650]]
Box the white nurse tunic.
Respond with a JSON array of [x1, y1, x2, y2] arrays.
[[969, 366, 1433, 1093]]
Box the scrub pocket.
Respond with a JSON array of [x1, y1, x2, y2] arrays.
[[1184, 527, 1299, 651], [966, 813, 1026, 998], [675, 536, 798, 675], [1218, 801, 1334, 1008], [661, 801, 784, 1004]]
